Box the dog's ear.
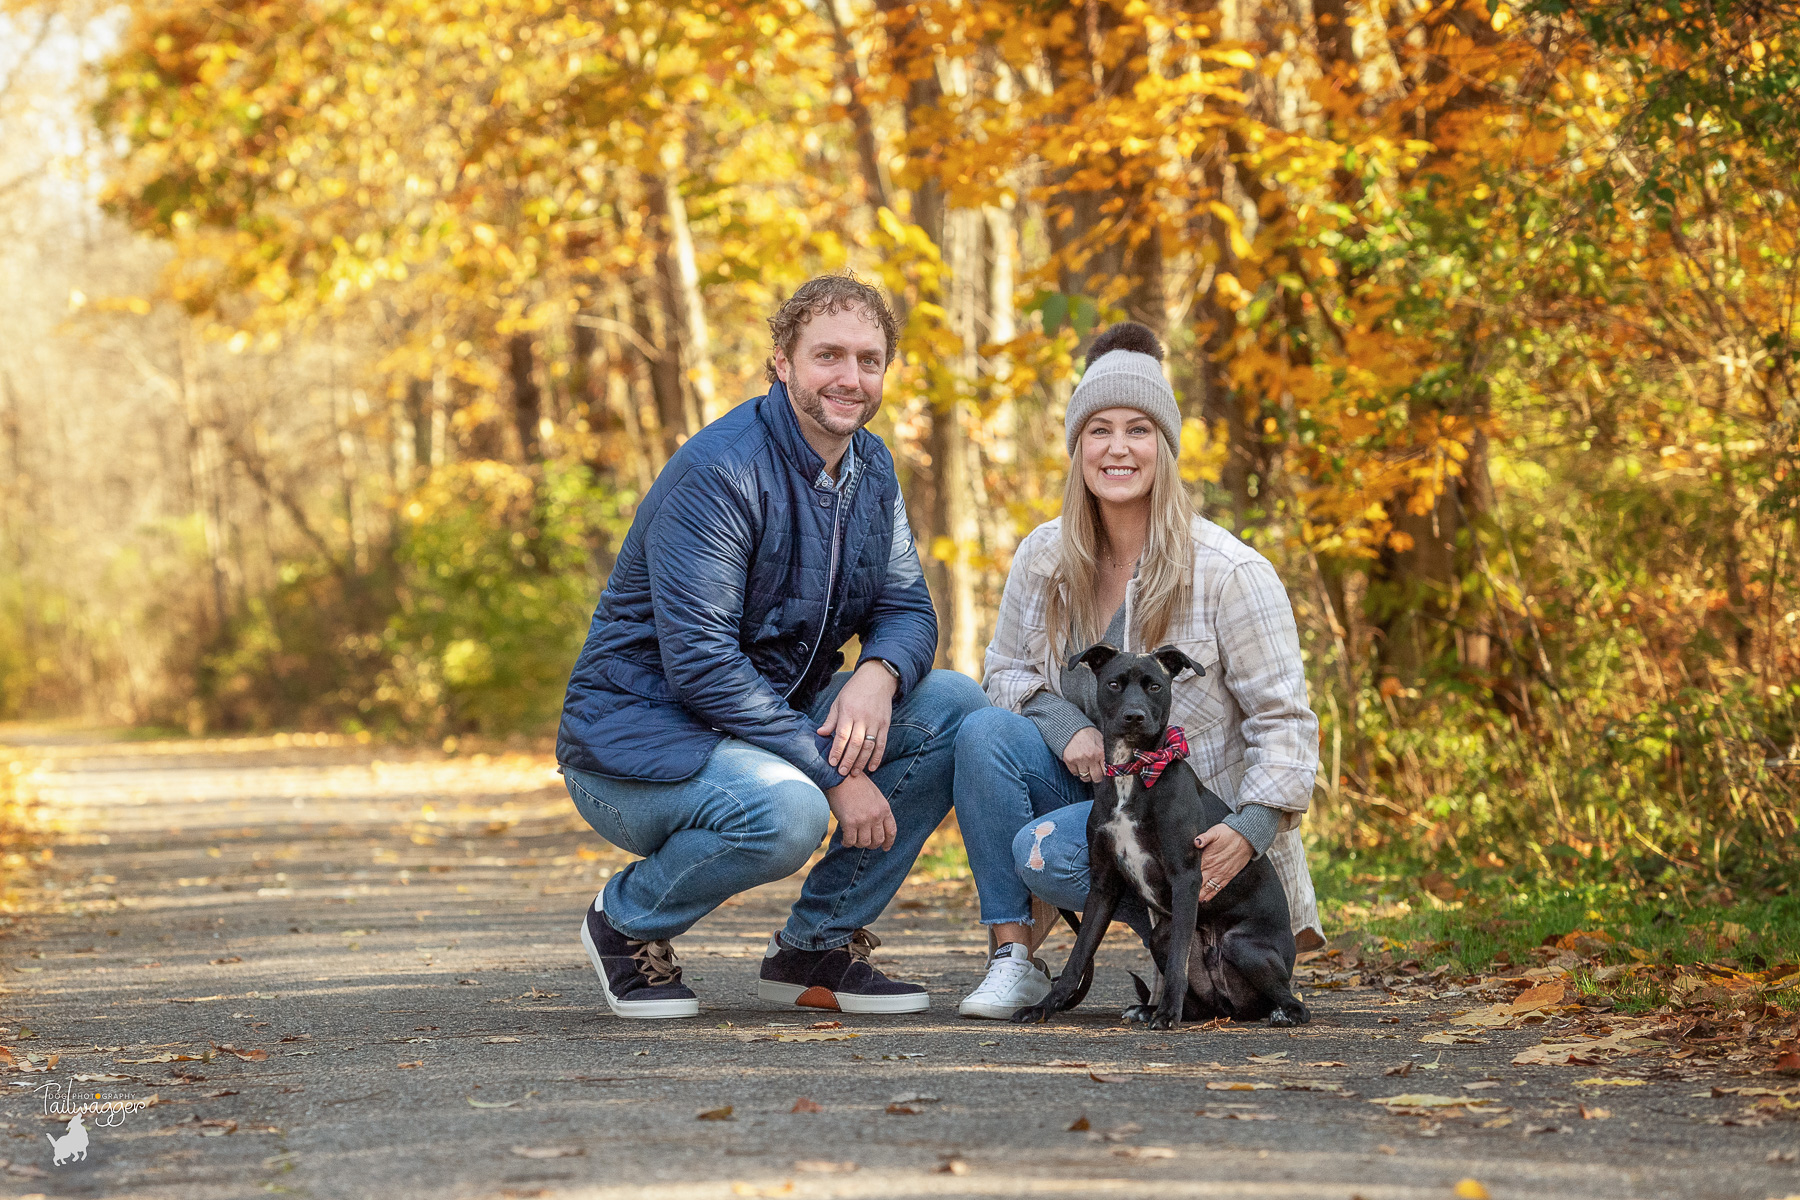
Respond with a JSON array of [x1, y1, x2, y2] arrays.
[[1152, 645, 1203, 680], [1075, 643, 1121, 673]]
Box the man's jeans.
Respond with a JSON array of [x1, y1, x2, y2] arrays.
[[952, 707, 1151, 939], [564, 669, 988, 950]]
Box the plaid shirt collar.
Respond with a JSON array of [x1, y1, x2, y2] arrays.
[[815, 441, 859, 496]]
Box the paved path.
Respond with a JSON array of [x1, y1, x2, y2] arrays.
[[0, 731, 1795, 1199]]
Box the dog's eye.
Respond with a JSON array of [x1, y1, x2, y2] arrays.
[[1147, 683, 1161, 692], [1107, 680, 1122, 691]]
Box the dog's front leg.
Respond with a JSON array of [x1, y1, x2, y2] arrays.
[[1149, 871, 1203, 1031], [1013, 874, 1121, 1024]]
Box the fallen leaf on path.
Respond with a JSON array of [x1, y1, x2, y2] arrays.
[[1580, 1105, 1611, 1120], [1512, 1027, 1651, 1066], [731, 1183, 795, 1197], [808, 1021, 842, 1030], [196, 1118, 238, 1137], [209, 956, 242, 965], [118, 1053, 197, 1065], [1088, 1071, 1131, 1083], [169, 995, 231, 1004], [885, 1102, 922, 1115], [794, 1160, 856, 1173], [790, 1097, 824, 1113], [697, 1105, 735, 1121], [1112, 1146, 1175, 1159], [1454, 1180, 1491, 1200], [510, 1145, 583, 1158], [890, 1092, 940, 1104], [73, 1073, 133, 1083], [1421, 1032, 1487, 1045], [934, 1157, 970, 1175], [1044, 1059, 1087, 1067], [1205, 1081, 1275, 1091], [1199, 1110, 1278, 1120], [483, 1036, 521, 1044], [778, 1031, 856, 1042], [468, 1097, 518, 1108], [212, 1043, 268, 1061], [1305, 1061, 1348, 1067], [1384, 1062, 1414, 1077], [1246, 1051, 1289, 1063], [1575, 1077, 1646, 1087], [396, 1061, 423, 1070], [1067, 1115, 1091, 1131]]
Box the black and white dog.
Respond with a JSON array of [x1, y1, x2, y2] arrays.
[[1014, 644, 1309, 1031]]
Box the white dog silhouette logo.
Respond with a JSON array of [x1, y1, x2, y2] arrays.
[[47, 1113, 88, 1165]]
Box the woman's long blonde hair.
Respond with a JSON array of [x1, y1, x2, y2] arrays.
[[1045, 428, 1195, 658]]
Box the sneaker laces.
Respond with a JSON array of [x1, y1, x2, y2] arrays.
[[847, 928, 881, 965], [970, 945, 1042, 999], [626, 937, 682, 987]]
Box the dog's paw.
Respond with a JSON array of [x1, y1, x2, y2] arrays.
[[1011, 1003, 1052, 1024], [1268, 1002, 1310, 1027], [1120, 1003, 1155, 1023], [1147, 1008, 1181, 1031]]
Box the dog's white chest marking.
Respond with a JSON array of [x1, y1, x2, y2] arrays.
[[1099, 776, 1163, 913]]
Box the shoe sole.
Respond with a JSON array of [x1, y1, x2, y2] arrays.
[[580, 915, 699, 1019], [756, 979, 929, 1014], [957, 997, 1045, 1019]]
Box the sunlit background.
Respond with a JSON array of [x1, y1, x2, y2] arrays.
[[0, 0, 1796, 898]]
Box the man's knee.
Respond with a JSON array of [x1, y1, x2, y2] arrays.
[[745, 778, 831, 875]]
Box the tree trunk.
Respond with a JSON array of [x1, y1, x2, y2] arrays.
[[508, 333, 544, 465], [661, 167, 721, 426]]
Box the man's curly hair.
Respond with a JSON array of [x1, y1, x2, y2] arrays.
[[764, 274, 900, 384]]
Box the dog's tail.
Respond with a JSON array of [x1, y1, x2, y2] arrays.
[[1128, 971, 1151, 1005], [47, 1133, 58, 1152]]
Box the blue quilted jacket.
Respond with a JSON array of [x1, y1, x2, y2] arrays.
[[556, 384, 939, 790]]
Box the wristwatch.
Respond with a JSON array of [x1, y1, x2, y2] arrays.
[[866, 657, 902, 683]]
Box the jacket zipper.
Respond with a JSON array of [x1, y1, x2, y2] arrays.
[[784, 489, 843, 701]]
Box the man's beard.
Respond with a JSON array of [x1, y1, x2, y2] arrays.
[[790, 377, 873, 437]]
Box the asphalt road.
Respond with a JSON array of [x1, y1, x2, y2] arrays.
[[1, 730, 1796, 1200]]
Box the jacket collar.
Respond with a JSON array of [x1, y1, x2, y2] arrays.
[[759, 380, 873, 488]]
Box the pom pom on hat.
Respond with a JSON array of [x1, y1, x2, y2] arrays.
[[1085, 321, 1164, 367], [1064, 322, 1181, 455]]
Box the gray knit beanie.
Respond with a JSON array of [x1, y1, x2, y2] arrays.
[[1063, 322, 1182, 455]]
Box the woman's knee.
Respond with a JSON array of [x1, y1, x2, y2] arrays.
[[1011, 809, 1090, 909], [953, 705, 1037, 767]]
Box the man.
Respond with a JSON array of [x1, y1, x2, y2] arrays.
[[557, 274, 988, 1019]]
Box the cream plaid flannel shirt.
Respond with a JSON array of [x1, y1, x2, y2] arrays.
[[983, 514, 1323, 936]]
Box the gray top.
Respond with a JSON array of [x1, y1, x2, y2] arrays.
[[1020, 600, 1280, 858]]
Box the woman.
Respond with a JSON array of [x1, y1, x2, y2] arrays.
[[952, 322, 1325, 1019]]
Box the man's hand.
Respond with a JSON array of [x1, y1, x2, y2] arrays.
[[818, 661, 897, 777], [825, 773, 897, 851], [1062, 727, 1106, 785], [1195, 823, 1253, 902]]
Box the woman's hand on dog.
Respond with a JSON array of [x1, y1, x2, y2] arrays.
[[1195, 824, 1252, 899], [1062, 727, 1106, 784], [818, 661, 897, 776]]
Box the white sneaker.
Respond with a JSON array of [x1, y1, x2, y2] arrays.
[[957, 942, 1052, 1019]]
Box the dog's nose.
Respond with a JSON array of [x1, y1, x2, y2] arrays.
[[1121, 709, 1149, 726]]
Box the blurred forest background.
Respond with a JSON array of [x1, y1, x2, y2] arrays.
[[0, 0, 1795, 895]]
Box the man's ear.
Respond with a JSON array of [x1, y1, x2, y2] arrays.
[[1152, 645, 1202, 680], [771, 345, 792, 384], [1075, 643, 1120, 673]]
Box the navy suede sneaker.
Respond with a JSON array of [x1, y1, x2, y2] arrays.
[[756, 928, 929, 1014], [579, 892, 699, 1019]]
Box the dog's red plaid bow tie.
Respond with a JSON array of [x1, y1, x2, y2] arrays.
[[1103, 727, 1190, 788]]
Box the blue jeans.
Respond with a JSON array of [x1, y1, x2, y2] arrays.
[[564, 669, 988, 949], [952, 707, 1151, 938]]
